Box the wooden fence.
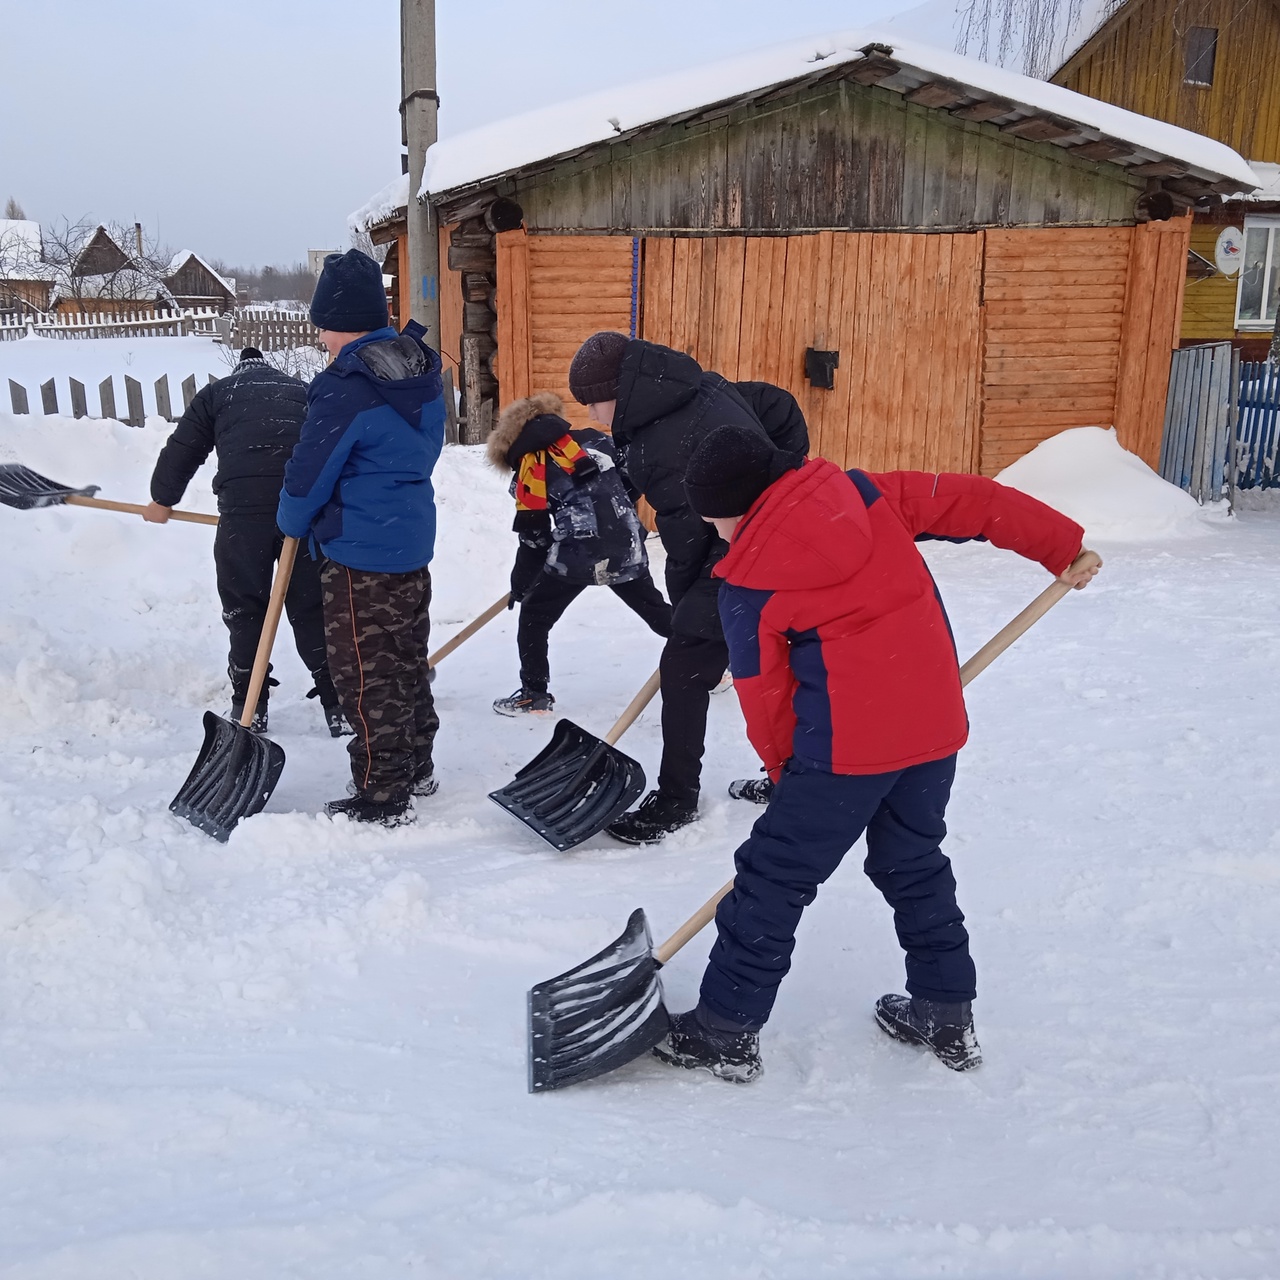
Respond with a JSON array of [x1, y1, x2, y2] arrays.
[[0, 307, 224, 341], [6, 372, 214, 425], [0, 305, 321, 352], [1236, 361, 1280, 490], [1159, 349, 1280, 500]]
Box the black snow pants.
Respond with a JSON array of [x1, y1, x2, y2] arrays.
[[698, 754, 976, 1029], [517, 571, 672, 694], [213, 512, 327, 677], [321, 561, 437, 804]]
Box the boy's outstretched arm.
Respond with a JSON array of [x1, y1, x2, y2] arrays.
[[870, 470, 1091, 580]]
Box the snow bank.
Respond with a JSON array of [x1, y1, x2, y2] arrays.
[[995, 426, 1217, 541]]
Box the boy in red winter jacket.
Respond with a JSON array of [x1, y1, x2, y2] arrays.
[[653, 425, 1099, 1082]]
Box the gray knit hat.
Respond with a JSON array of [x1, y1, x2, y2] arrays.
[[569, 331, 630, 404]]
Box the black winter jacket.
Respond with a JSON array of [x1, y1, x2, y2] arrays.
[[150, 358, 309, 515], [489, 393, 650, 593], [612, 341, 809, 637]]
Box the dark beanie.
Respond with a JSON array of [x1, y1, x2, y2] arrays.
[[309, 249, 389, 333], [569, 331, 629, 404], [238, 346, 264, 362], [685, 424, 802, 518]]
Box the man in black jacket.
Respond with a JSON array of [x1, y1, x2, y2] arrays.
[[144, 347, 345, 734], [568, 333, 809, 843]]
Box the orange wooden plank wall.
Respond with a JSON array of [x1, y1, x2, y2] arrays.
[[495, 228, 635, 429], [642, 231, 983, 474], [437, 222, 464, 384]]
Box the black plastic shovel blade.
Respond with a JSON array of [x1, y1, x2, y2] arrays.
[[169, 711, 285, 842], [0, 463, 100, 509], [529, 907, 670, 1092], [489, 719, 646, 852]]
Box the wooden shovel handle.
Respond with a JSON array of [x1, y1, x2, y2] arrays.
[[604, 668, 662, 746], [240, 537, 298, 727], [958, 549, 1101, 688], [653, 549, 1103, 964], [427, 593, 511, 668], [64, 493, 220, 526]]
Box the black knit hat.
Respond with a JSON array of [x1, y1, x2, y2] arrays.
[[309, 249, 389, 333], [685, 424, 802, 518], [238, 346, 264, 362], [569, 331, 630, 404]]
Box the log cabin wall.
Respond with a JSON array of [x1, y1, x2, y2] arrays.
[[509, 80, 1143, 235], [1053, 0, 1280, 164]]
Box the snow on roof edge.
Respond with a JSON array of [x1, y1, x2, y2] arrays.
[[417, 26, 1256, 200], [166, 250, 236, 296], [348, 173, 411, 235]]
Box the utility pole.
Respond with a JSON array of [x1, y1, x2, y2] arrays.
[[401, 0, 440, 346]]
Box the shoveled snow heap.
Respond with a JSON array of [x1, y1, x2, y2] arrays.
[[1, 406, 1278, 1276], [996, 426, 1221, 541]]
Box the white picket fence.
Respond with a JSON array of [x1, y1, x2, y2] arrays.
[[0, 305, 321, 352], [0, 306, 224, 341], [6, 371, 214, 425]]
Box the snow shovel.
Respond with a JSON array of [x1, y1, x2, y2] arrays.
[[490, 669, 661, 853], [169, 538, 298, 841], [528, 550, 1103, 1091], [427, 593, 511, 668], [0, 463, 219, 525]]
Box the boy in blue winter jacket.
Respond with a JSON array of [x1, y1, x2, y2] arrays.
[[276, 250, 446, 826]]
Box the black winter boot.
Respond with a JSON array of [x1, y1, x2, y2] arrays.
[[493, 687, 555, 716], [874, 994, 983, 1071], [307, 668, 353, 737], [728, 776, 774, 804], [606, 790, 698, 844], [325, 792, 413, 827], [229, 664, 275, 733], [653, 1006, 763, 1083]]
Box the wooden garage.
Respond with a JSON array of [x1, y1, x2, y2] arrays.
[[404, 32, 1257, 473]]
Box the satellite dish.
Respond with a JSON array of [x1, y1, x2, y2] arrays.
[[1215, 226, 1244, 276]]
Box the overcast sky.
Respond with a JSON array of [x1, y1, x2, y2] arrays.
[[0, 0, 927, 270]]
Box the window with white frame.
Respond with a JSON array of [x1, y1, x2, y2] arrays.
[[1236, 217, 1280, 329]]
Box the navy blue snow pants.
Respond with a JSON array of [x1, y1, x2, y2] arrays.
[[699, 754, 976, 1029]]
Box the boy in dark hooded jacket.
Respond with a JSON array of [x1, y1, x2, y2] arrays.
[[277, 250, 445, 826], [567, 333, 809, 843], [486, 392, 671, 713], [653, 424, 1099, 1082]]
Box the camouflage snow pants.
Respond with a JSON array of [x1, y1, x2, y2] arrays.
[[321, 561, 438, 804]]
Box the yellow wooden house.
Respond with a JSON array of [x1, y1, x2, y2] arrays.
[[1052, 0, 1280, 356]]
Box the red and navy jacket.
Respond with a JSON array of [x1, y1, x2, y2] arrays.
[[715, 458, 1084, 779]]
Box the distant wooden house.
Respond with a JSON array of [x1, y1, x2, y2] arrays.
[[164, 251, 236, 312], [1051, 0, 1280, 357], [49, 225, 176, 317], [358, 31, 1254, 474], [0, 219, 56, 313]]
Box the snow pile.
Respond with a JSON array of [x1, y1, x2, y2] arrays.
[[418, 28, 1256, 198], [995, 426, 1217, 541], [1233, 160, 1280, 202]]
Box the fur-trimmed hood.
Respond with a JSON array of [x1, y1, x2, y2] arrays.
[[487, 391, 570, 471]]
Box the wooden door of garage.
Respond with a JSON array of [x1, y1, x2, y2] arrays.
[[641, 230, 985, 474]]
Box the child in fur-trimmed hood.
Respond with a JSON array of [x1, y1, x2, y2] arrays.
[[486, 392, 672, 715]]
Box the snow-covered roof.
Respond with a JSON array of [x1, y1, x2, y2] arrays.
[[1229, 162, 1280, 204], [348, 173, 410, 236], [166, 250, 236, 297], [48, 270, 177, 309], [0, 218, 55, 280], [418, 28, 1256, 201]]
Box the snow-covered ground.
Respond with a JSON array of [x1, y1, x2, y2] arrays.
[[1, 410, 1278, 1277]]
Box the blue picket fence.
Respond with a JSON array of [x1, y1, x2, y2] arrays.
[[1235, 361, 1280, 490]]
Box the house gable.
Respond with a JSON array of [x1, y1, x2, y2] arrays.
[[1053, 0, 1280, 163], [73, 226, 132, 276]]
